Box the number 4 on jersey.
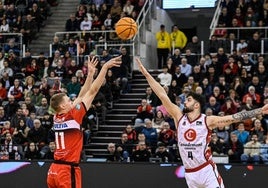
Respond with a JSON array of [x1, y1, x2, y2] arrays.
[[188, 151, 193, 160]]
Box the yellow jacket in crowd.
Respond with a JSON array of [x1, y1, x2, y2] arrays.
[[170, 29, 187, 50], [156, 31, 171, 50]]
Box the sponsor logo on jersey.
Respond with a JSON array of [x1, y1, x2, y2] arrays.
[[184, 129, 196, 142], [54, 123, 68, 129], [75, 104, 81, 110], [196, 121, 202, 126]]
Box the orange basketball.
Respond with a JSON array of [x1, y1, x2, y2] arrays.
[[115, 17, 138, 40]]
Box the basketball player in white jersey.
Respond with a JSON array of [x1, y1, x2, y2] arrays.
[[135, 58, 268, 188]]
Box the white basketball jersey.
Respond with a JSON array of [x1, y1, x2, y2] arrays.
[[177, 114, 212, 169]]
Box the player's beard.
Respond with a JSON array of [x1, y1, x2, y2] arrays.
[[183, 105, 194, 113]]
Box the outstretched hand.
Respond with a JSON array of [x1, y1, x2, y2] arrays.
[[262, 104, 268, 115], [104, 55, 122, 69], [87, 56, 99, 75], [135, 57, 149, 76]]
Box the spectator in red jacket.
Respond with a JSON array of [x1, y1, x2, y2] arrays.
[[220, 97, 238, 115]]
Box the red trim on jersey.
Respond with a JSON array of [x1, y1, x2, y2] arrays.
[[186, 113, 202, 124], [185, 160, 214, 173], [204, 115, 212, 161]]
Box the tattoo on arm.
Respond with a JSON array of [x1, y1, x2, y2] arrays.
[[232, 108, 262, 121]]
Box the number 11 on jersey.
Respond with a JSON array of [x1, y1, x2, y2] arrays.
[[55, 132, 66, 149]]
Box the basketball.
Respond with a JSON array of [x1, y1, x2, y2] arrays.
[[115, 17, 138, 40]]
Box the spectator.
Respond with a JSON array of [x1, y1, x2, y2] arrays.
[[247, 32, 261, 53], [10, 106, 26, 128], [155, 24, 170, 69], [0, 132, 22, 160], [260, 136, 268, 164], [106, 142, 122, 162], [241, 133, 261, 164], [4, 95, 20, 121], [134, 98, 153, 126], [105, 69, 120, 100], [232, 122, 250, 145], [199, 77, 213, 100], [40, 112, 53, 132], [123, 0, 134, 16], [0, 60, 14, 78], [141, 119, 158, 150], [183, 76, 199, 93], [28, 3, 44, 32], [27, 85, 43, 107], [229, 76, 245, 100], [75, 4, 87, 24], [169, 80, 181, 103], [0, 82, 7, 102], [12, 119, 30, 146], [249, 118, 265, 142], [170, 24, 187, 51], [209, 132, 225, 155], [8, 79, 23, 101], [143, 87, 160, 112], [0, 105, 7, 127], [92, 91, 107, 125], [1, 120, 14, 137], [242, 86, 262, 107], [123, 124, 137, 143], [211, 85, 225, 105], [24, 141, 41, 160], [110, 0, 122, 23], [215, 125, 229, 144], [158, 122, 175, 147], [43, 141, 56, 160], [151, 110, 165, 133], [185, 35, 201, 54], [203, 96, 221, 115], [66, 76, 81, 98], [226, 132, 243, 163], [23, 76, 35, 97], [220, 97, 238, 115], [190, 65, 204, 84], [178, 86, 190, 104], [154, 142, 174, 162], [27, 118, 47, 148], [66, 59, 79, 79], [179, 57, 192, 77], [132, 141, 151, 162], [36, 97, 49, 118], [116, 133, 134, 161], [24, 96, 36, 113], [20, 14, 37, 46], [157, 65, 172, 86], [38, 59, 52, 79]]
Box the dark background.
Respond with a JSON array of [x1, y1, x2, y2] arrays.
[[0, 162, 267, 188]]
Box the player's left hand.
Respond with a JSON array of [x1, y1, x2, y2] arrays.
[[104, 55, 122, 69], [87, 56, 99, 75]]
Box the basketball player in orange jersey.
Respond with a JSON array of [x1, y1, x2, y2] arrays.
[[47, 56, 122, 188], [135, 58, 268, 188]]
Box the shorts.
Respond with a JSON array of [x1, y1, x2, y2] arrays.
[[47, 163, 81, 188], [184, 162, 224, 188]]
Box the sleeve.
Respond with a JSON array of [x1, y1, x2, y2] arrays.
[[70, 102, 87, 124]]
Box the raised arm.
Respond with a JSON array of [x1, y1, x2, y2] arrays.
[[82, 56, 122, 110], [135, 58, 183, 122], [73, 57, 98, 106], [207, 104, 268, 129]]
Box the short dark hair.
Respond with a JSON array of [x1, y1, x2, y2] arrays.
[[186, 91, 206, 109]]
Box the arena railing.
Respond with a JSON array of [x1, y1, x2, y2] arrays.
[[54, 30, 135, 69], [0, 33, 23, 56]]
